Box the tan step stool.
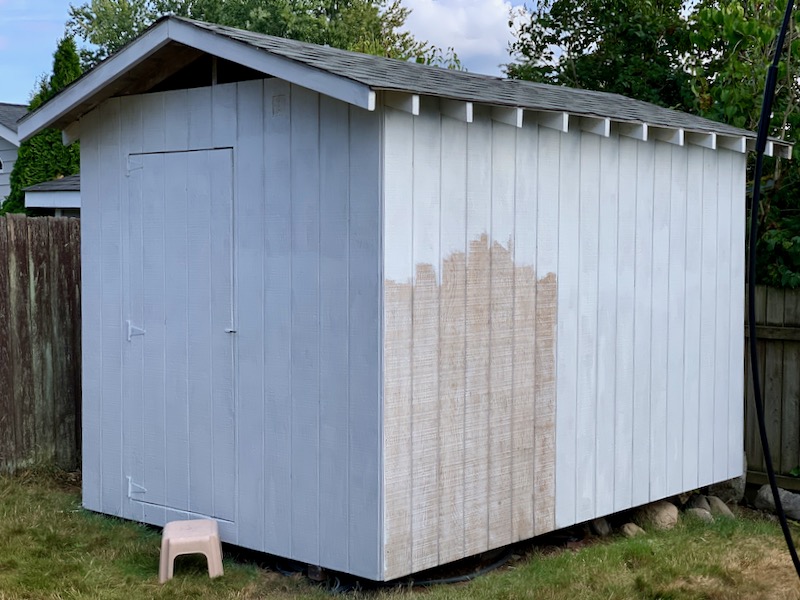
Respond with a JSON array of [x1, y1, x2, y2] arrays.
[[159, 519, 224, 583]]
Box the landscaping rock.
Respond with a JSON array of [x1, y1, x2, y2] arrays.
[[707, 495, 735, 519], [686, 494, 711, 512], [589, 517, 612, 537], [686, 507, 714, 523], [754, 485, 800, 521], [708, 453, 747, 505], [634, 500, 679, 530], [621, 523, 646, 538]]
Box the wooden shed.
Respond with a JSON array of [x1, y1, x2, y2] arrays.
[[19, 16, 791, 581]]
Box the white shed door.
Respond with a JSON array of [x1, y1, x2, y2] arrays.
[[123, 149, 235, 522]]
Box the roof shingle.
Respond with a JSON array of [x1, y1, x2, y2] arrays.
[[0, 102, 27, 133]]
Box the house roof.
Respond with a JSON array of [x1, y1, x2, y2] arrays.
[[17, 15, 792, 157], [0, 102, 26, 147], [24, 174, 81, 193]]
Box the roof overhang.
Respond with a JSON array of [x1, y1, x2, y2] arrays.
[[18, 17, 375, 142], [0, 122, 19, 147]]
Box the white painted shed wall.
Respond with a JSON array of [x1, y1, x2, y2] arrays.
[[381, 102, 745, 579], [0, 137, 18, 203], [80, 80, 384, 579]]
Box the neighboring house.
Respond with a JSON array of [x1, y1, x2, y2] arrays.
[[18, 16, 793, 582], [24, 173, 81, 217], [0, 102, 27, 204]]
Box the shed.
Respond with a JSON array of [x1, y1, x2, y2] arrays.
[[19, 16, 789, 581], [24, 173, 81, 217]]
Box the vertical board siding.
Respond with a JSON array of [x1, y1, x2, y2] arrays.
[[347, 105, 382, 579], [698, 148, 719, 487], [649, 142, 671, 502], [666, 146, 688, 497], [534, 128, 558, 535], [235, 78, 265, 549], [262, 78, 293, 557], [81, 82, 383, 580], [382, 98, 746, 578], [682, 146, 704, 491], [382, 106, 558, 578], [729, 154, 746, 479], [98, 99, 123, 518], [595, 134, 619, 518], [512, 121, 537, 542], [382, 106, 414, 576], [576, 132, 600, 523], [438, 114, 468, 564], [488, 121, 515, 549], [289, 84, 321, 565], [613, 136, 637, 512], [411, 101, 441, 573], [0, 215, 81, 474], [631, 141, 655, 508], [555, 129, 580, 528], [318, 94, 351, 572], [463, 108, 492, 558]]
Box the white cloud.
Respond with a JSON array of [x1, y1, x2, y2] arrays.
[[402, 0, 527, 75]]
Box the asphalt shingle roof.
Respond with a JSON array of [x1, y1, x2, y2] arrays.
[[0, 102, 27, 133], [24, 174, 81, 193], [181, 17, 757, 140]]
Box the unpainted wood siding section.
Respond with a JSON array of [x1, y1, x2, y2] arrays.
[[0, 138, 18, 203], [382, 103, 558, 580], [554, 136, 746, 528], [80, 81, 383, 580]]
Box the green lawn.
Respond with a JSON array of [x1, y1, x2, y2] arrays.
[[1, 471, 799, 599]]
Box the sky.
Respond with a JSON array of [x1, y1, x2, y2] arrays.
[[0, 0, 528, 106]]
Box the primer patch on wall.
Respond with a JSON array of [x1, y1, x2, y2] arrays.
[[383, 234, 557, 579]]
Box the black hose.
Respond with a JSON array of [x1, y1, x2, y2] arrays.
[[747, 0, 800, 580]]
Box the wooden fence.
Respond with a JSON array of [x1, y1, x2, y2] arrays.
[[746, 286, 800, 489], [0, 214, 81, 474]]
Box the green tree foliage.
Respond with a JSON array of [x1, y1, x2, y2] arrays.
[[2, 37, 82, 214], [68, 0, 458, 68], [688, 1, 800, 287], [506, 0, 694, 109]]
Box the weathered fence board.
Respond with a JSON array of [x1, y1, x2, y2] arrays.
[[0, 214, 81, 473], [746, 286, 800, 482]]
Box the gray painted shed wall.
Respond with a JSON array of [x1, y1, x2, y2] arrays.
[[80, 80, 384, 579], [0, 137, 18, 203]]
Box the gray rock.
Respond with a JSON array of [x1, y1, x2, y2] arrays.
[[634, 500, 679, 530], [707, 495, 735, 519], [754, 484, 800, 521], [686, 494, 711, 512], [686, 507, 714, 523], [708, 453, 747, 505], [620, 522, 646, 538], [589, 517, 612, 537]]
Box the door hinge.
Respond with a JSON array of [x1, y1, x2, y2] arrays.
[[127, 476, 147, 497], [126, 320, 146, 342]]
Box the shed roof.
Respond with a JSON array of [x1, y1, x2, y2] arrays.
[[24, 174, 81, 193], [0, 102, 26, 146], [17, 15, 792, 157]]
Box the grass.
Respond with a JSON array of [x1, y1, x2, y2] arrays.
[[1, 471, 799, 599]]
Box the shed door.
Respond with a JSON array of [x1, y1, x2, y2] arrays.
[[123, 149, 235, 522]]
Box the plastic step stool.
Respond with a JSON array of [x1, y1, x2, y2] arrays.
[[159, 519, 224, 583]]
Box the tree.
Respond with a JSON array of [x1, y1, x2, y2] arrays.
[[2, 37, 82, 214], [506, 0, 694, 110], [68, 0, 457, 68], [687, 1, 800, 287]]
